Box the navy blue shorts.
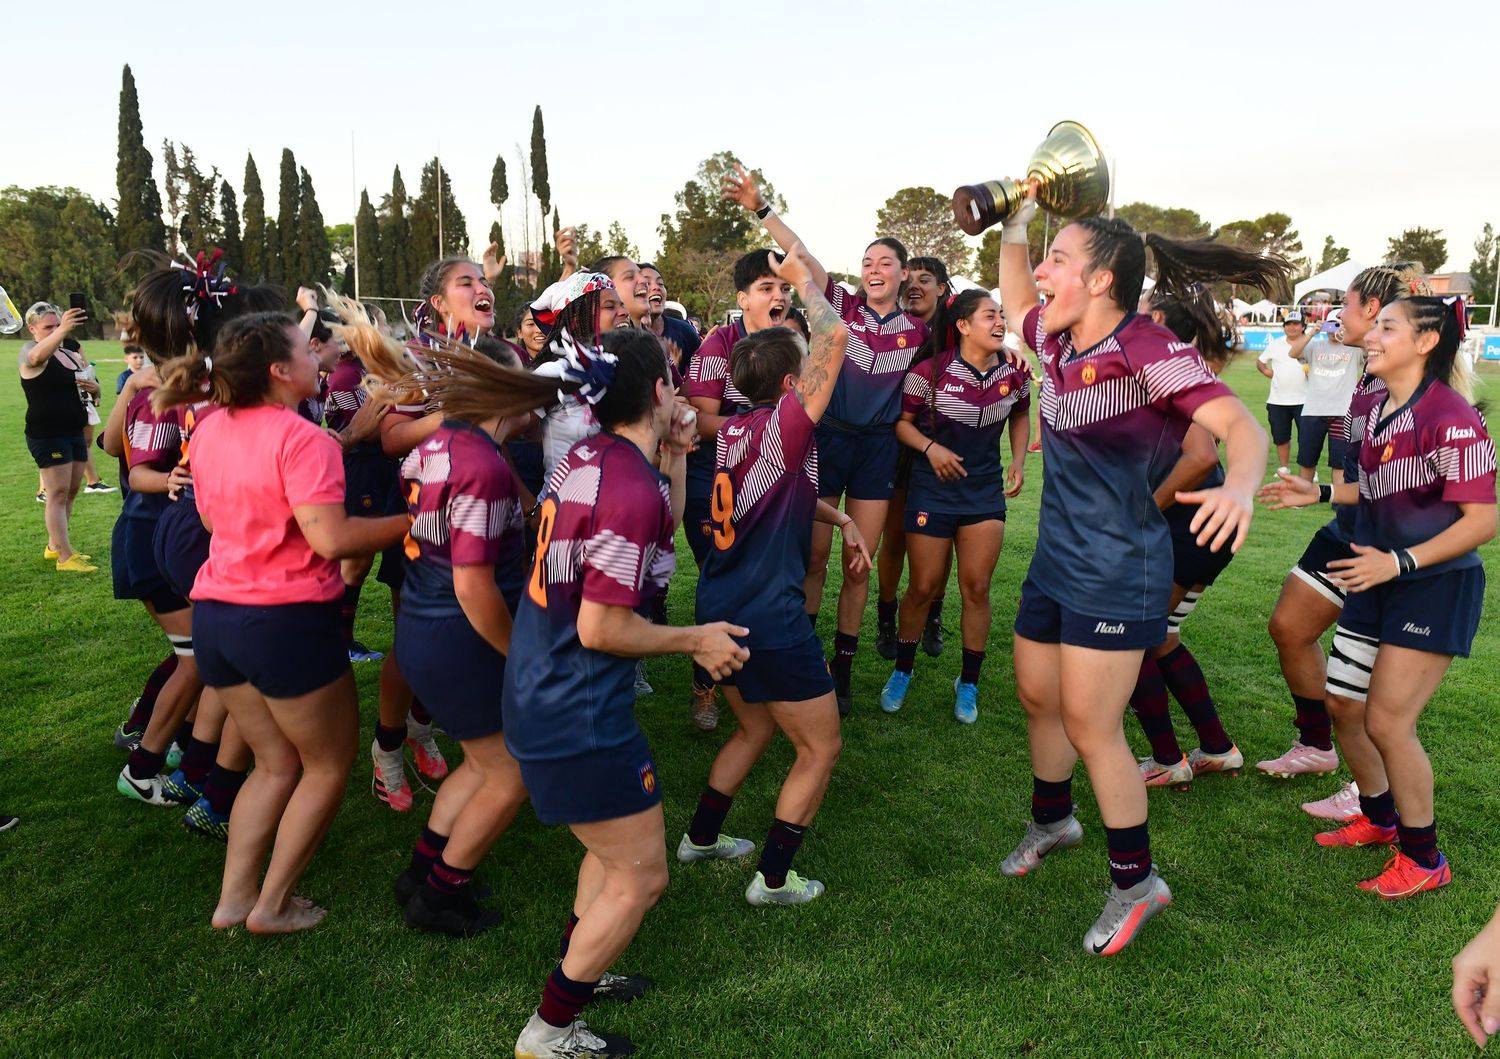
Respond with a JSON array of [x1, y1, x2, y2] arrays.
[[194, 599, 349, 698], [719, 632, 834, 704], [1339, 566, 1485, 658], [1170, 528, 1235, 589], [1297, 415, 1348, 472], [112, 515, 188, 613], [153, 495, 211, 600], [396, 610, 506, 741], [506, 438, 546, 500], [27, 433, 87, 468], [815, 423, 897, 502], [1293, 521, 1355, 605], [1013, 574, 1165, 650], [683, 492, 713, 567], [343, 444, 403, 517], [518, 730, 661, 826], [1266, 403, 1301, 446], [905, 506, 1005, 538]]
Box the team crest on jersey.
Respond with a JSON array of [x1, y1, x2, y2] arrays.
[[638, 762, 657, 795], [1381, 443, 1394, 463], [1081, 364, 1097, 386], [897, 336, 907, 349], [361, 496, 373, 509], [916, 512, 929, 527], [700, 520, 712, 537], [999, 382, 1011, 397]]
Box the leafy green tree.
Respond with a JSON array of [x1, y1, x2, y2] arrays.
[[1315, 234, 1349, 273], [0, 187, 122, 328], [407, 157, 468, 284], [1469, 223, 1498, 325], [1114, 202, 1212, 241], [162, 140, 182, 254], [276, 148, 300, 285], [1385, 226, 1448, 274], [606, 221, 638, 260], [573, 224, 607, 266], [875, 187, 972, 273], [114, 65, 165, 257], [297, 166, 332, 286], [975, 216, 1049, 289], [1219, 212, 1305, 268], [354, 189, 380, 297], [242, 154, 267, 281], [218, 179, 243, 270], [263, 218, 279, 285], [656, 152, 786, 319]]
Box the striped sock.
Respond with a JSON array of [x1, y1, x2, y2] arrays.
[[1130, 655, 1182, 766], [558, 913, 580, 960], [1292, 693, 1333, 751], [426, 853, 473, 897], [202, 765, 247, 815], [1158, 644, 1231, 754], [757, 819, 805, 889], [131, 654, 178, 728], [1398, 821, 1440, 869], [687, 787, 734, 848], [1031, 776, 1073, 825], [408, 825, 448, 881], [178, 737, 218, 785], [537, 965, 596, 1029], [1105, 822, 1151, 891]]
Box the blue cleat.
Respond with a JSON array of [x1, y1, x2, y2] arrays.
[[182, 797, 231, 840], [953, 678, 979, 724], [880, 670, 911, 713], [160, 768, 203, 804]]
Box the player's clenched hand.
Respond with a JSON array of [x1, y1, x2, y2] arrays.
[[1453, 907, 1500, 1047], [693, 622, 750, 680], [767, 242, 813, 293]]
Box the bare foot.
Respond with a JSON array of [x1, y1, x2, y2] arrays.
[[245, 896, 328, 935], [211, 895, 257, 929]]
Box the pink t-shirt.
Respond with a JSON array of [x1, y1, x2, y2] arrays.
[[190, 403, 347, 605]]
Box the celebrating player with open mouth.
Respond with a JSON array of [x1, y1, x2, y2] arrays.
[[995, 193, 1284, 956]]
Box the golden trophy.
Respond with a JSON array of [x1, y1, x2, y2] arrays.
[[952, 121, 1110, 236]]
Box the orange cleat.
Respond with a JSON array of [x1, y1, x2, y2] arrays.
[[1358, 851, 1450, 899], [1314, 814, 1396, 848]]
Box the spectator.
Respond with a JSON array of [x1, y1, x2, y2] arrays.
[[19, 302, 97, 571], [1256, 311, 1312, 469], [116, 344, 147, 394], [1292, 314, 1363, 483], [73, 348, 115, 494]]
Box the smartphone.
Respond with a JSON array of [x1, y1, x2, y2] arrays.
[[68, 291, 87, 317]]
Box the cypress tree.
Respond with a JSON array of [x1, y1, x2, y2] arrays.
[[378, 166, 410, 297], [219, 180, 243, 272], [297, 166, 332, 287], [276, 149, 299, 285], [490, 155, 508, 256], [354, 189, 380, 297], [530, 106, 550, 216], [242, 154, 267, 281], [114, 65, 165, 256]]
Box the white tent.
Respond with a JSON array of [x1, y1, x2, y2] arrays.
[[1248, 299, 1277, 321], [1232, 298, 1255, 318], [1294, 259, 1365, 304]]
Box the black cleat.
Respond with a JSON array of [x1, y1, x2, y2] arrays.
[[875, 619, 897, 661], [394, 868, 493, 908], [403, 885, 501, 938], [832, 666, 852, 718], [591, 971, 656, 1004], [921, 619, 945, 658]]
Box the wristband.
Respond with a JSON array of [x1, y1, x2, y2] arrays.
[[1318, 484, 1332, 503], [755, 204, 773, 220], [1397, 548, 1419, 575], [923, 440, 935, 456]]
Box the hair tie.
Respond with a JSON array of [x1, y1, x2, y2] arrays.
[[554, 327, 617, 405], [945, 293, 958, 309], [173, 249, 238, 323], [1443, 295, 1469, 340], [202, 354, 213, 375]]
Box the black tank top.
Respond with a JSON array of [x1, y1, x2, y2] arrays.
[[21, 346, 87, 437]]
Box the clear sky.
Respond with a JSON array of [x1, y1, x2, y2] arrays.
[[9, 0, 1499, 290]]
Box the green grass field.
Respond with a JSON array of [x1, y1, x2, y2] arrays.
[[2, 338, 1498, 1057]]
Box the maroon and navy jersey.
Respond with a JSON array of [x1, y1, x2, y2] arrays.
[[1156, 418, 1225, 537], [297, 375, 330, 427], [502, 433, 676, 761], [902, 352, 1030, 514], [1024, 306, 1233, 620], [824, 280, 927, 428], [683, 320, 752, 495], [1351, 377, 1496, 578], [1326, 375, 1387, 540], [121, 387, 184, 521], [696, 394, 819, 650], [325, 355, 366, 434], [398, 422, 527, 622]]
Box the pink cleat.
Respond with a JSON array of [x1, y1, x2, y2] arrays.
[[404, 718, 449, 781], [1301, 781, 1360, 821], [1256, 740, 1339, 778], [371, 741, 414, 812]]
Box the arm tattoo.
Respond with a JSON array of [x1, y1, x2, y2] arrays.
[[796, 282, 845, 403]]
